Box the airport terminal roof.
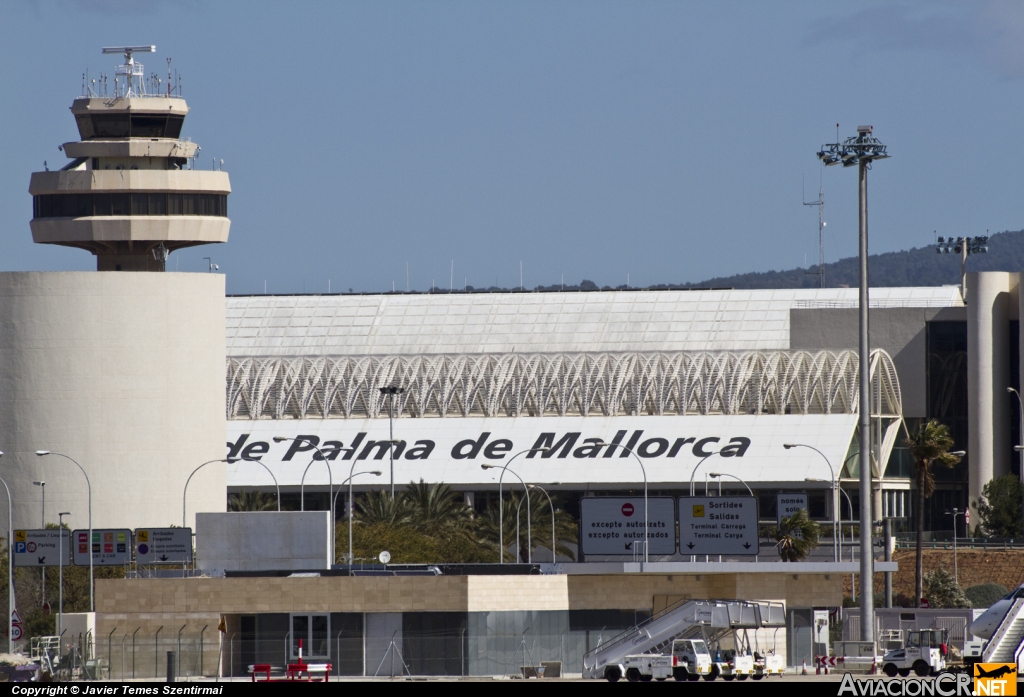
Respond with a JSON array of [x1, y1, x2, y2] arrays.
[[225, 286, 963, 357]]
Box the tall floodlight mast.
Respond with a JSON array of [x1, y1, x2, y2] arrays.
[[803, 173, 826, 288], [818, 125, 890, 645]]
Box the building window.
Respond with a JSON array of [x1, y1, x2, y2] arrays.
[[883, 490, 907, 519], [33, 193, 227, 218]]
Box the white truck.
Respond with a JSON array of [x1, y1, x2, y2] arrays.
[[621, 639, 714, 682], [753, 652, 786, 678], [880, 628, 948, 678]]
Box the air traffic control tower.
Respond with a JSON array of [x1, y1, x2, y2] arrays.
[[29, 46, 230, 271], [0, 47, 227, 532]]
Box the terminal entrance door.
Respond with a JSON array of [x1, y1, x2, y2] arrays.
[[290, 613, 330, 661]]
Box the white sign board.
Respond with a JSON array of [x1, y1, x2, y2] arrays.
[[12, 530, 70, 567], [72, 529, 132, 566], [776, 492, 808, 527], [135, 528, 192, 565], [579, 497, 676, 556], [678, 497, 759, 556]]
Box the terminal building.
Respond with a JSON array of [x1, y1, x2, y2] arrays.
[[4, 47, 1024, 677]]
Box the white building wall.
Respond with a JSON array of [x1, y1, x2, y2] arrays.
[[0, 271, 226, 531]]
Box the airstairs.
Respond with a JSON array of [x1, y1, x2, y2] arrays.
[[984, 598, 1024, 667], [582, 599, 786, 680]]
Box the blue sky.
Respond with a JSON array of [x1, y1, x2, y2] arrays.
[[2, 1, 1023, 293]]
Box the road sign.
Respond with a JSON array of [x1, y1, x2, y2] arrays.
[[776, 492, 808, 527], [134, 528, 192, 565], [72, 529, 132, 566], [12, 530, 70, 567], [579, 497, 676, 556], [10, 610, 21, 642], [678, 496, 760, 556]]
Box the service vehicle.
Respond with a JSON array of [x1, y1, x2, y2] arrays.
[[880, 628, 948, 678], [715, 650, 753, 681], [752, 652, 786, 678], [621, 638, 714, 682]]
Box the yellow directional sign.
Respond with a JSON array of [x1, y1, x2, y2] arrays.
[[137, 530, 148, 543], [692, 505, 705, 518], [14, 531, 25, 543]]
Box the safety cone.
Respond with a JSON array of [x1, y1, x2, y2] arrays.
[[802, 660, 808, 676]]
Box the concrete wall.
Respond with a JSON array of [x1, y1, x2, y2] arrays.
[[0, 271, 226, 531], [196, 512, 331, 572], [790, 305, 967, 419]]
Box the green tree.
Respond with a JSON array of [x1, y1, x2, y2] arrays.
[[772, 508, 820, 561], [965, 583, 1009, 609], [476, 492, 577, 562], [904, 420, 961, 608], [356, 490, 414, 526], [403, 480, 472, 535], [975, 474, 1024, 538], [227, 489, 278, 512], [924, 568, 972, 608]]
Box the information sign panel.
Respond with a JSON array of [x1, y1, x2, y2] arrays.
[[579, 497, 676, 556], [72, 529, 132, 566], [776, 492, 809, 527], [135, 528, 193, 565], [12, 529, 70, 567], [678, 497, 759, 556]]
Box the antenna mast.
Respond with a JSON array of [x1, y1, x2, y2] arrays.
[[803, 169, 826, 288]]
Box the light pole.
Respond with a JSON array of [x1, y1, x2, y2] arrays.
[[0, 459, 13, 653], [946, 508, 965, 585], [937, 235, 988, 302], [274, 437, 335, 564], [482, 464, 531, 562], [57, 511, 70, 639], [1007, 387, 1024, 536], [184, 457, 281, 528], [479, 448, 548, 563], [330, 468, 381, 566], [784, 443, 839, 562], [709, 472, 758, 562], [527, 484, 558, 563], [36, 451, 93, 613], [33, 481, 45, 609], [597, 442, 649, 563], [378, 386, 405, 498], [818, 124, 889, 643]]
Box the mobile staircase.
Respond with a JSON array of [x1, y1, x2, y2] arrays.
[[984, 598, 1024, 670], [582, 599, 786, 681]]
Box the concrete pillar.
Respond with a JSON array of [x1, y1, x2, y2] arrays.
[[967, 272, 1017, 521]]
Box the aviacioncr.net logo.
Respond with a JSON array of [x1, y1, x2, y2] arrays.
[[974, 664, 1017, 696], [838, 672, 971, 696]]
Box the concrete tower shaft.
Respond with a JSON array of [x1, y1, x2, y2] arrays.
[[28, 50, 230, 271]]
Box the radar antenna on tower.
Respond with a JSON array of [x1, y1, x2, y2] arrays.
[[803, 168, 826, 288], [101, 45, 155, 98]]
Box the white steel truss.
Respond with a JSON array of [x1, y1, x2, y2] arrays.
[[226, 349, 902, 421]]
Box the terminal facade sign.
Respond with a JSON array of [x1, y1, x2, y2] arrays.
[[135, 528, 192, 565], [73, 529, 132, 566], [678, 497, 759, 556], [579, 497, 676, 556], [12, 530, 70, 567]]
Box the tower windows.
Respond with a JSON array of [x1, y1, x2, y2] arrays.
[[33, 193, 227, 218]]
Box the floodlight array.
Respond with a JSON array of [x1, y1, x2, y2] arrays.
[[936, 236, 989, 256]]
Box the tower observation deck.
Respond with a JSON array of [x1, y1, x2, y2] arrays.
[[28, 46, 230, 271]]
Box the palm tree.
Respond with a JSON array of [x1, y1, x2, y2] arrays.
[[228, 489, 277, 512], [355, 489, 414, 526], [402, 480, 472, 535], [905, 419, 961, 608], [774, 509, 820, 561], [476, 492, 577, 562]]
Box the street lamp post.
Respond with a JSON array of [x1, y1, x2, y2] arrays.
[[33, 481, 45, 609], [184, 457, 281, 528], [709, 472, 758, 562], [330, 468, 382, 566], [482, 464, 531, 562], [378, 386, 405, 498], [36, 451, 93, 613], [946, 508, 965, 585], [818, 124, 890, 643], [58, 511, 70, 639], [274, 437, 336, 564], [0, 458, 13, 652], [479, 448, 547, 563], [1007, 387, 1024, 536], [527, 484, 558, 563], [784, 444, 839, 562], [597, 442, 649, 563]]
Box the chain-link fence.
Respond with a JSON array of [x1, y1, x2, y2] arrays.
[[94, 629, 218, 680]]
